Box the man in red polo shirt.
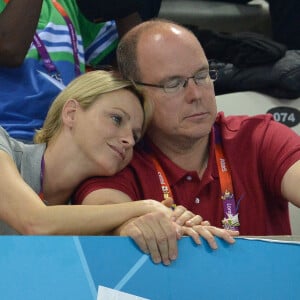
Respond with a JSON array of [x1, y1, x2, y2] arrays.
[[75, 20, 300, 260]]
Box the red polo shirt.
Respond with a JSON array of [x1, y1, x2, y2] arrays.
[[75, 113, 300, 235]]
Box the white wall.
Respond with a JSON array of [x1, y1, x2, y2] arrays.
[[216, 91, 300, 235]]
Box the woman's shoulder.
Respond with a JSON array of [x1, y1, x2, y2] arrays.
[[0, 126, 13, 154]]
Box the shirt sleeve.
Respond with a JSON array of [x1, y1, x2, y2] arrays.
[[74, 167, 139, 204], [0, 126, 13, 157], [257, 116, 300, 198]]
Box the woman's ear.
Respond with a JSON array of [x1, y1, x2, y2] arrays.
[[62, 99, 79, 128]]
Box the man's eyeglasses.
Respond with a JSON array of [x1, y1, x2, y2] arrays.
[[134, 69, 218, 93]]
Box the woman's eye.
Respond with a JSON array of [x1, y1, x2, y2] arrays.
[[111, 115, 122, 125]]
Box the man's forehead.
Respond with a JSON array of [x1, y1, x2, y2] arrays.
[[140, 23, 185, 43], [137, 33, 206, 79], [149, 24, 183, 40]]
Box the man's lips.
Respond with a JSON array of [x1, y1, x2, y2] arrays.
[[184, 112, 208, 120]]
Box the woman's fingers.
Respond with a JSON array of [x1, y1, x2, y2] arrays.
[[192, 225, 239, 249]]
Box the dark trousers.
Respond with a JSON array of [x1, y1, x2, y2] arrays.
[[268, 0, 300, 49], [205, 0, 300, 49]]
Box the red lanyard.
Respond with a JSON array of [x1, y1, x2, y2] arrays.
[[150, 125, 240, 230], [151, 156, 176, 210], [151, 156, 173, 200], [214, 125, 240, 230], [4, 0, 81, 81]]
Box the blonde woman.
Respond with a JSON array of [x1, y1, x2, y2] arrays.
[[0, 70, 173, 238]]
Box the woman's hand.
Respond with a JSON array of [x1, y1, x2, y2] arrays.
[[163, 200, 207, 227], [180, 225, 239, 249]]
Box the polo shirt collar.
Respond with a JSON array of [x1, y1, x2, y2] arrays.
[[143, 131, 218, 188]]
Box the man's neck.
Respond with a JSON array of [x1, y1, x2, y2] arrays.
[[148, 133, 210, 175]]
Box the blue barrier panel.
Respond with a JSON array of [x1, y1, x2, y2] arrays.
[[1, 236, 299, 299]]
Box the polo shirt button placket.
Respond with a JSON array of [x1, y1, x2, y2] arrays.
[[195, 197, 200, 204], [186, 175, 192, 181]]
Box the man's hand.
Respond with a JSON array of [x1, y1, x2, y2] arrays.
[[116, 199, 239, 265], [117, 211, 180, 266]]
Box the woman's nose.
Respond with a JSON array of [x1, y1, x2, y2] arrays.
[[120, 131, 135, 147]]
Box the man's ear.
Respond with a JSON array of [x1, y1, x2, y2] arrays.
[[62, 99, 79, 127]]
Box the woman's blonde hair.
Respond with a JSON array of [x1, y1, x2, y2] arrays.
[[34, 70, 151, 144]]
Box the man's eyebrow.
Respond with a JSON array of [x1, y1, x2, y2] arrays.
[[162, 67, 210, 81], [195, 66, 210, 72]]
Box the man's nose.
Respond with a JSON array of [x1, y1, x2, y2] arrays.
[[182, 76, 196, 88], [184, 78, 203, 101]]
